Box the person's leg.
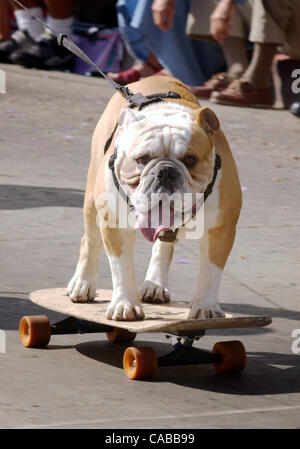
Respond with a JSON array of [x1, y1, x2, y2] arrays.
[[241, 0, 288, 88], [10, 0, 74, 68], [134, 0, 205, 85], [11, 0, 42, 7], [243, 0, 300, 87], [115, 0, 150, 63], [108, 0, 164, 84], [221, 36, 248, 79], [283, 0, 300, 60], [243, 42, 277, 88], [190, 37, 249, 98], [0, 0, 44, 62], [10, 0, 44, 39], [44, 0, 74, 36], [210, 0, 289, 107], [189, 0, 250, 97], [44, 0, 73, 18], [260, 0, 300, 60], [0, 0, 12, 41]]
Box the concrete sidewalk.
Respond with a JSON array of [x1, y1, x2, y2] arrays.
[[0, 63, 299, 429]]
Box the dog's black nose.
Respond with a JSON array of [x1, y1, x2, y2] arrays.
[[157, 166, 177, 181]]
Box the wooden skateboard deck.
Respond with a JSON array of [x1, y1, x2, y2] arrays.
[[29, 288, 272, 335]]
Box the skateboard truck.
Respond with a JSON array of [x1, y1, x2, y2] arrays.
[[159, 331, 222, 367], [50, 316, 114, 335], [166, 330, 205, 345]]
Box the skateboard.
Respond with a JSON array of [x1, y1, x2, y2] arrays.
[[19, 288, 272, 380]]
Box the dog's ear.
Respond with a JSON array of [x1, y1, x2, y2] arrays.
[[194, 107, 220, 135], [118, 107, 146, 128]]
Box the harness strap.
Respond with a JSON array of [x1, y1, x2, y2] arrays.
[[104, 91, 181, 156], [104, 91, 222, 243], [204, 153, 222, 202], [108, 151, 134, 210]]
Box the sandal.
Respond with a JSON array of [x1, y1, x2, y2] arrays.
[[110, 66, 142, 85], [109, 60, 162, 85], [155, 70, 171, 76]]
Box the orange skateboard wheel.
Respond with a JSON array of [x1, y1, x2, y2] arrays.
[[19, 315, 51, 348], [123, 346, 158, 380], [212, 340, 246, 374], [106, 327, 136, 343]]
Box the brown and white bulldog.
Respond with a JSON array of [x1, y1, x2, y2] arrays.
[[66, 76, 242, 321]]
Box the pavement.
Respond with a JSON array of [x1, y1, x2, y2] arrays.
[[0, 62, 299, 429]]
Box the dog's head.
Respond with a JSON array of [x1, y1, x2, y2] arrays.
[[113, 102, 220, 241]]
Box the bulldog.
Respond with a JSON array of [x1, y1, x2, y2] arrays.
[[66, 76, 242, 321]]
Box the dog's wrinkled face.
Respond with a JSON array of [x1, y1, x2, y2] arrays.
[[114, 103, 220, 241]]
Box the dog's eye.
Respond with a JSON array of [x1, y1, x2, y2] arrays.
[[136, 155, 151, 165], [182, 155, 198, 169]]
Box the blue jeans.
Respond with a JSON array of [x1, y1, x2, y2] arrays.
[[116, 0, 206, 85]]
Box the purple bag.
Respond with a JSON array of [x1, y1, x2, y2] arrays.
[[73, 29, 124, 75]]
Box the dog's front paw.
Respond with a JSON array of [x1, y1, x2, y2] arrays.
[[188, 300, 225, 319], [106, 299, 145, 321], [66, 275, 96, 303], [140, 280, 171, 304]]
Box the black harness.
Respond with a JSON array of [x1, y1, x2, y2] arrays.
[[104, 91, 222, 242]]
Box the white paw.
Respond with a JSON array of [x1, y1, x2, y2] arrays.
[[66, 275, 96, 303], [106, 298, 144, 321], [188, 300, 225, 319], [139, 280, 171, 304]]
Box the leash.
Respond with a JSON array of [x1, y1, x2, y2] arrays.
[[12, 0, 165, 108]]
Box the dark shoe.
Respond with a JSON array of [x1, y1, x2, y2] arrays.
[[210, 79, 273, 108], [0, 30, 34, 63], [189, 72, 231, 99], [10, 32, 74, 70], [290, 102, 300, 117]]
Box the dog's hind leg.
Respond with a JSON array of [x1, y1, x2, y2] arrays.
[[140, 239, 174, 304], [67, 167, 102, 302]]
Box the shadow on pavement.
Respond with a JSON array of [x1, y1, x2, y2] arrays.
[[161, 351, 300, 396], [0, 185, 84, 210], [222, 303, 300, 323], [0, 296, 66, 330], [75, 340, 300, 396]]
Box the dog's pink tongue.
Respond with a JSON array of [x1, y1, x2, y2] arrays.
[[140, 224, 167, 242], [137, 207, 174, 242]]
